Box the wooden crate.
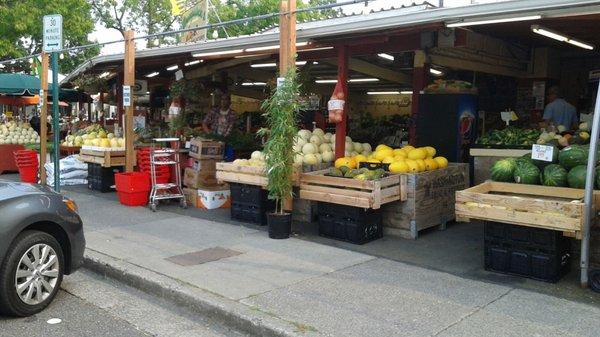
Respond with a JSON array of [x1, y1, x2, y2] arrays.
[[299, 169, 407, 209], [79, 148, 126, 167], [216, 162, 301, 187], [455, 181, 600, 238], [382, 163, 470, 239]]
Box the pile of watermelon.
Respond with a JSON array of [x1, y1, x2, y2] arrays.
[[490, 144, 600, 189]]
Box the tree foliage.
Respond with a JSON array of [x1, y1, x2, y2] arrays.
[[208, 0, 339, 38], [91, 0, 177, 46], [0, 0, 98, 73]]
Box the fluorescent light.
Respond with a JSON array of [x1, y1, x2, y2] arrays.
[[313, 61, 319, 65], [447, 15, 541, 28], [532, 26, 567, 42], [146, 72, 159, 78], [349, 78, 379, 83], [241, 82, 267, 86], [192, 49, 243, 57], [377, 53, 395, 61], [296, 61, 307, 66], [245, 45, 280, 52], [99, 72, 111, 78], [184, 60, 202, 66], [367, 91, 400, 95], [567, 39, 594, 50], [430, 68, 443, 76], [166, 65, 179, 71], [251, 63, 277, 68], [315, 79, 338, 84], [298, 46, 333, 52], [532, 25, 594, 50], [400, 91, 413, 95]]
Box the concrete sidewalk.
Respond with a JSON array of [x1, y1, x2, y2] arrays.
[[62, 187, 600, 337]]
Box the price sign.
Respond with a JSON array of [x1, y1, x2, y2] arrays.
[[276, 77, 285, 88], [531, 144, 554, 162], [123, 85, 131, 107], [38, 89, 44, 107]]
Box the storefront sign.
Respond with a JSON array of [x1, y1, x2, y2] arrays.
[[531, 144, 554, 162], [123, 85, 131, 107]]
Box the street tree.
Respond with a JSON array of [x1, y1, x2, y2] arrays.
[[0, 0, 98, 73]]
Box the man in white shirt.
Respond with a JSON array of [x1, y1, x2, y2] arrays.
[[543, 86, 578, 130]]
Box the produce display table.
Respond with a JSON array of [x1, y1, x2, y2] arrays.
[[60, 145, 81, 156], [470, 148, 532, 185], [299, 170, 407, 209], [79, 148, 127, 168], [455, 181, 600, 239], [382, 163, 470, 239], [0, 144, 25, 174]]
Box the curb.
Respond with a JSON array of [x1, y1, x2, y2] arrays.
[[83, 249, 321, 337]]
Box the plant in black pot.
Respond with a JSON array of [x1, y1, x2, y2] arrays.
[[259, 67, 300, 239]]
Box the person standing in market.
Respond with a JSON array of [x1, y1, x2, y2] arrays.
[[542, 86, 578, 130], [202, 93, 237, 160]]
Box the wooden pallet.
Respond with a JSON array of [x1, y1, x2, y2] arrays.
[[79, 148, 126, 167], [455, 181, 600, 238], [299, 169, 407, 209], [383, 163, 469, 239], [215, 162, 301, 187]]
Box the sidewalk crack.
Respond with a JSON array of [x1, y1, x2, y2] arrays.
[[430, 287, 514, 337]]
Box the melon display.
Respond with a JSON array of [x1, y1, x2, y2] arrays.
[[559, 145, 588, 170], [490, 159, 516, 182], [513, 162, 540, 185], [541, 164, 568, 187], [567, 165, 588, 189]]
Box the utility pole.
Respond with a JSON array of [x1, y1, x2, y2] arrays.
[[39, 53, 49, 185], [279, 0, 297, 74]]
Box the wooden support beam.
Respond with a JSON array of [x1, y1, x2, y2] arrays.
[[429, 53, 527, 78], [124, 30, 136, 172], [185, 56, 268, 79], [39, 53, 49, 185], [324, 58, 412, 84]]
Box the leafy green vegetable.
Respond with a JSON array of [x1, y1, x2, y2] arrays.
[[476, 127, 540, 147]]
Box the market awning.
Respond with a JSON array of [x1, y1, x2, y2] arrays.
[[0, 73, 40, 95]]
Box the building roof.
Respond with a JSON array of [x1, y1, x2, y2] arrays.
[[62, 0, 600, 85]]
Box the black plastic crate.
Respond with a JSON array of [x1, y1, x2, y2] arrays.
[[230, 183, 268, 205], [317, 202, 383, 244], [230, 200, 275, 226], [87, 164, 123, 193], [484, 221, 569, 252], [484, 241, 570, 283]]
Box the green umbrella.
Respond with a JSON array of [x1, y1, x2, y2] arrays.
[[0, 73, 40, 95]]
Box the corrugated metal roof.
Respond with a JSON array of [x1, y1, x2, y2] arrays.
[[62, 0, 600, 84]]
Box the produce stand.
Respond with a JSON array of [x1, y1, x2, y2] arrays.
[[455, 181, 600, 239], [470, 148, 532, 185], [0, 144, 25, 174], [299, 169, 407, 209], [216, 162, 301, 187], [382, 163, 470, 239], [79, 148, 127, 168]]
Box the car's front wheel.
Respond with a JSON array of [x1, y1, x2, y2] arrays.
[[0, 230, 64, 316]]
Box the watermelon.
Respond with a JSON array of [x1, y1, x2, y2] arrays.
[[490, 159, 516, 182], [559, 145, 588, 170], [513, 162, 540, 185], [567, 165, 588, 189], [541, 164, 568, 187]]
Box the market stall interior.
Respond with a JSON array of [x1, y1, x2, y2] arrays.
[[4, 0, 600, 297]]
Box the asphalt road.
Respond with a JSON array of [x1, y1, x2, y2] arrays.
[[0, 290, 149, 337], [0, 270, 249, 337]]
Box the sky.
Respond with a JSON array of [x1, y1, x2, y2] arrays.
[[88, 0, 507, 55]]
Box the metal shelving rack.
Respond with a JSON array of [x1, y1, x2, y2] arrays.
[[148, 138, 186, 212]]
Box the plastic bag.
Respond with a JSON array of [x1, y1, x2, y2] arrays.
[[328, 81, 345, 123]]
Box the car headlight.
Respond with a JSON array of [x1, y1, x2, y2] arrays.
[[63, 198, 78, 213]]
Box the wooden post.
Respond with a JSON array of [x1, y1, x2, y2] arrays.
[[334, 45, 349, 159], [124, 30, 136, 172], [409, 50, 429, 145], [39, 53, 49, 185], [116, 73, 123, 127]]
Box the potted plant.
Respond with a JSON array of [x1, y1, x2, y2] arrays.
[[259, 67, 300, 239]]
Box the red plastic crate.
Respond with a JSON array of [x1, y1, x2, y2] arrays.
[[117, 191, 149, 206], [115, 172, 151, 193], [18, 166, 38, 183]]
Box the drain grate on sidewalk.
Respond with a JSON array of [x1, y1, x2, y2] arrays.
[[165, 247, 242, 266]]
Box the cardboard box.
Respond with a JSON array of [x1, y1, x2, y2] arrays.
[[188, 138, 224, 160], [197, 185, 231, 209], [182, 188, 198, 207], [183, 167, 218, 189], [191, 158, 217, 172]]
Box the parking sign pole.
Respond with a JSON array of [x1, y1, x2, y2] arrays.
[[52, 52, 60, 192]]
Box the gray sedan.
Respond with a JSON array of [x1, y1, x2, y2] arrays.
[[0, 180, 85, 316]]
